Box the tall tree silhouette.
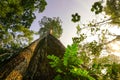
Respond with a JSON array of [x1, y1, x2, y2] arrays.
[[39, 16, 63, 38]]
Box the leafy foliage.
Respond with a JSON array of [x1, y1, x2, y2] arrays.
[[48, 1, 120, 79], [48, 36, 120, 80], [0, 0, 47, 28], [71, 13, 80, 23], [91, 1, 103, 14], [92, 0, 120, 26], [104, 0, 120, 26], [48, 43, 95, 80], [39, 16, 63, 38], [0, 0, 47, 54]]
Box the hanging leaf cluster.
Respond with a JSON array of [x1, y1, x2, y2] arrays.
[[91, 1, 103, 14], [71, 13, 80, 23]]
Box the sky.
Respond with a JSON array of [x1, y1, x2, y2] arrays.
[[30, 0, 98, 46], [30, 0, 120, 57]]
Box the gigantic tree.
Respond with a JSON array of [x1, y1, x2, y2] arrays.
[[39, 16, 63, 38], [0, 0, 47, 54]]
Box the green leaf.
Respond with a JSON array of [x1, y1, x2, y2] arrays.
[[91, 1, 103, 14], [71, 13, 81, 23]]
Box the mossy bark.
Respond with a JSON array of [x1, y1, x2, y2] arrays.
[[0, 34, 65, 80], [23, 34, 65, 80]]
